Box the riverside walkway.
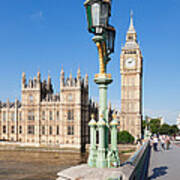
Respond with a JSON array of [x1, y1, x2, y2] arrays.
[[148, 143, 180, 180]]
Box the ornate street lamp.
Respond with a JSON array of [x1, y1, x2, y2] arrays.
[[84, 0, 119, 168], [84, 0, 111, 35]]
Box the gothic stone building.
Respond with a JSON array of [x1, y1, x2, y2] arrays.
[[0, 68, 98, 150]]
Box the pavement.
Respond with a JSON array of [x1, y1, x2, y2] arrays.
[[148, 142, 180, 180]]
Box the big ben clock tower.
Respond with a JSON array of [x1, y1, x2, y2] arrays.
[[120, 13, 143, 139]]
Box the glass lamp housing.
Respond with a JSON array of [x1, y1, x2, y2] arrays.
[[105, 25, 116, 54], [84, 0, 111, 35]]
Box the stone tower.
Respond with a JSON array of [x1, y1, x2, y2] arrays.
[[120, 13, 143, 139], [60, 67, 89, 150]]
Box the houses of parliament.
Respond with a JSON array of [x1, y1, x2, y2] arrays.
[[0, 68, 98, 150], [0, 14, 143, 149]]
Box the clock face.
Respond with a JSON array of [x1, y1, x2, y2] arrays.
[[125, 58, 136, 69]]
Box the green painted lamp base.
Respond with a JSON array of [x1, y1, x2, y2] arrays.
[[88, 148, 97, 167], [108, 150, 121, 168]]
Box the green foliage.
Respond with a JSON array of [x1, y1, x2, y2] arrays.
[[118, 131, 135, 144], [169, 125, 179, 135], [144, 115, 179, 136], [149, 119, 161, 134], [159, 124, 170, 135], [159, 124, 179, 135], [142, 120, 147, 130]]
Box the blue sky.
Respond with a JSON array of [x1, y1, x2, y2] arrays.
[[0, 0, 180, 124]]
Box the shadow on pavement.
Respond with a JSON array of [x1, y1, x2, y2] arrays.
[[148, 166, 168, 179]]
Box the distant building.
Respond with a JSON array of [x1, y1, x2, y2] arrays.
[[146, 116, 164, 125], [176, 114, 180, 129], [0, 68, 98, 150]]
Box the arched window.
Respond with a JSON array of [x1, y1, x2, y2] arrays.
[[3, 126, 6, 134], [57, 126, 59, 135], [67, 126, 74, 135], [49, 111, 53, 120], [42, 111, 45, 120], [28, 125, 34, 134], [67, 110, 74, 120], [29, 95, 34, 102], [57, 111, 59, 120], [49, 126, 53, 135], [42, 126, 45, 135], [28, 111, 35, 121], [3, 112, 6, 121], [11, 112, 15, 121], [19, 126, 22, 134]]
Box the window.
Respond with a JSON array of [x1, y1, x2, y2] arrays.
[[49, 111, 53, 120], [19, 112, 22, 121], [28, 111, 35, 121], [49, 126, 53, 135], [125, 51, 136, 54], [57, 126, 59, 135], [42, 111, 45, 120], [67, 110, 74, 121], [29, 95, 33, 102], [67, 94, 73, 101], [19, 126, 22, 134], [67, 126, 74, 135], [3, 112, 6, 121], [28, 125, 34, 134], [57, 111, 59, 120], [11, 126, 15, 134], [42, 126, 45, 135], [11, 112, 15, 121], [128, 36, 133, 40], [3, 126, 6, 134]]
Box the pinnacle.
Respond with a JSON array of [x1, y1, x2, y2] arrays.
[[128, 10, 136, 33], [77, 67, 81, 74]]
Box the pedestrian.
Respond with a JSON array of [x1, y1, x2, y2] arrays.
[[159, 135, 165, 151], [153, 135, 159, 151], [165, 136, 170, 150]]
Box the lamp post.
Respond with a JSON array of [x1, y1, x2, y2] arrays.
[[84, 0, 119, 168]]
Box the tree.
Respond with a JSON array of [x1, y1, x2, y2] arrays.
[[149, 119, 161, 134], [117, 131, 135, 144], [169, 125, 179, 135], [142, 120, 147, 130], [159, 124, 170, 135]]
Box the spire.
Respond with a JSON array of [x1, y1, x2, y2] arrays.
[[128, 10, 136, 34], [125, 10, 137, 43], [77, 67, 81, 80], [61, 66, 64, 75], [37, 71, 41, 82], [47, 72, 51, 85], [85, 73, 88, 87], [60, 66, 65, 87], [22, 72, 26, 85], [69, 72, 72, 80], [77, 67, 81, 75]]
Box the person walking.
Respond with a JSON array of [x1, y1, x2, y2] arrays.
[[160, 135, 165, 151], [165, 136, 170, 150], [153, 135, 159, 151]]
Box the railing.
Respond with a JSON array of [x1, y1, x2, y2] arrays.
[[120, 141, 151, 180]]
